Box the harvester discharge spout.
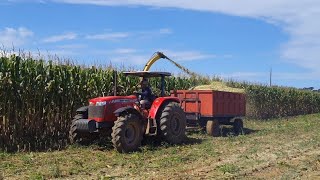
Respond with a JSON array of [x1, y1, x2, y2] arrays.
[[143, 51, 200, 77]]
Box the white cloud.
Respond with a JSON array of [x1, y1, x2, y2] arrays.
[[112, 48, 137, 54], [43, 32, 77, 43], [49, 0, 320, 73], [86, 32, 129, 41], [273, 72, 320, 81], [136, 28, 173, 40], [159, 28, 173, 35], [221, 71, 320, 85], [29, 49, 78, 58], [111, 54, 150, 65], [220, 72, 268, 84], [221, 72, 266, 79], [47, 49, 78, 56], [6, 0, 46, 3], [57, 44, 87, 49], [85, 28, 171, 41], [0, 27, 33, 47], [107, 49, 215, 66], [159, 50, 215, 61]]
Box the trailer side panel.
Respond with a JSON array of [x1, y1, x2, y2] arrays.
[[171, 90, 246, 117]]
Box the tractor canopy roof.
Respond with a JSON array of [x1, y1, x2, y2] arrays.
[[123, 71, 171, 78]]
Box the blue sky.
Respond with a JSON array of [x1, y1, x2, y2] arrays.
[[1, 0, 320, 89]]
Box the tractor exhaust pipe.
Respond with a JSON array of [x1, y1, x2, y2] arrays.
[[114, 70, 117, 96]]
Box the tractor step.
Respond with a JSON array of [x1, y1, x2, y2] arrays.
[[185, 112, 200, 120], [186, 126, 201, 131], [146, 118, 157, 136]]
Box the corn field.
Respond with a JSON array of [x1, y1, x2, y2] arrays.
[[1, 55, 320, 152], [227, 81, 320, 119], [245, 85, 320, 119], [0, 56, 208, 152]]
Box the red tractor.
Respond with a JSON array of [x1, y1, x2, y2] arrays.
[[69, 71, 186, 153]]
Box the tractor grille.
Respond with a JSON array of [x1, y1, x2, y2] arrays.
[[88, 105, 105, 118]]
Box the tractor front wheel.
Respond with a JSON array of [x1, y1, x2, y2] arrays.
[[69, 113, 98, 145], [111, 114, 143, 153], [159, 102, 186, 144]]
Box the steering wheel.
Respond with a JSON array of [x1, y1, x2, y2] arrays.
[[134, 92, 142, 101]]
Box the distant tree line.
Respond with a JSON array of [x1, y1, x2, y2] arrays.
[[301, 87, 320, 92]]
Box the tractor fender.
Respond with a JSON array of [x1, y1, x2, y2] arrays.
[[114, 106, 142, 118], [76, 106, 88, 113], [148, 97, 180, 119], [76, 106, 89, 118]]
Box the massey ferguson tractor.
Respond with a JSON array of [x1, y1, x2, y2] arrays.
[[69, 71, 186, 153], [69, 52, 246, 153]]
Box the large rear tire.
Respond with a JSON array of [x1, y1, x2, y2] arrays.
[[206, 120, 220, 137], [159, 102, 186, 144], [111, 114, 143, 153]]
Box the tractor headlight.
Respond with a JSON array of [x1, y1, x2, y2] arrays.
[[96, 101, 107, 106]]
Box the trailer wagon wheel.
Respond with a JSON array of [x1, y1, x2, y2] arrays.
[[206, 120, 220, 137], [233, 118, 244, 135]]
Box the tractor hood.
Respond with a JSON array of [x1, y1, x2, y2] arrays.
[[89, 95, 137, 105]]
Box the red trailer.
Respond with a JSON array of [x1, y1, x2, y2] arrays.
[[171, 90, 246, 136]]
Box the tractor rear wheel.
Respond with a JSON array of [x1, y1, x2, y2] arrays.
[[233, 118, 244, 135], [206, 120, 220, 137], [111, 114, 143, 153], [159, 102, 186, 144]]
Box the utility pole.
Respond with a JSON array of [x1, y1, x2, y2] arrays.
[[269, 67, 272, 87]]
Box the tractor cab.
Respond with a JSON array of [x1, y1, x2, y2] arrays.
[[123, 71, 171, 109]]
